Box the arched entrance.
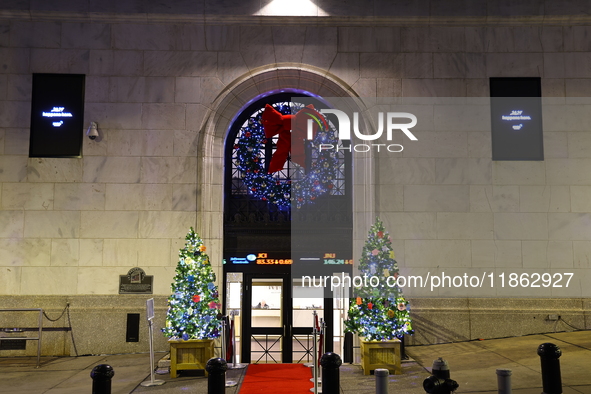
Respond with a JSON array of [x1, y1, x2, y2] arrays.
[[223, 91, 351, 363], [196, 64, 374, 363]]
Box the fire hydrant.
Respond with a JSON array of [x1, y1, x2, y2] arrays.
[[423, 358, 459, 394]]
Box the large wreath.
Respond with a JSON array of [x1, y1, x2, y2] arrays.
[[234, 102, 338, 209]]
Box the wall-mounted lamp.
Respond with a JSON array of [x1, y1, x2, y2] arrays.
[[86, 121, 99, 140]]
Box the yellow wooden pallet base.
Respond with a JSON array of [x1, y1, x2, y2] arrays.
[[169, 339, 214, 378], [360, 338, 401, 375]]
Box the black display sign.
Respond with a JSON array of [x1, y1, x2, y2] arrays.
[[226, 252, 293, 265], [29, 74, 85, 158], [490, 77, 543, 161]]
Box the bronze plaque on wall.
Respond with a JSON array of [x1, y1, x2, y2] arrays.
[[119, 267, 153, 294]]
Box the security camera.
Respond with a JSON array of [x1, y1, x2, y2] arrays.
[[86, 122, 99, 140]]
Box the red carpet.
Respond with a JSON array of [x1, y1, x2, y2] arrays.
[[239, 364, 313, 393]]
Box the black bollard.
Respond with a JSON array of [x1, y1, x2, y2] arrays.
[[320, 352, 342, 394], [205, 357, 227, 394], [397, 334, 408, 360], [537, 343, 562, 394], [375, 368, 389, 394], [91, 364, 115, 394], [423, 358, 459, 394], [343, 332, 353, 363]]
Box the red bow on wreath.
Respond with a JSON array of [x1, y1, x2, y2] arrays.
[[261, 104, 328, 173]]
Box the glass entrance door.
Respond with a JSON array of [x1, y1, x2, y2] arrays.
[[242, 274, 291, 363], [292, 279, 325, 363], [239, 273, 336, 363], [292, 278, 337, 363]]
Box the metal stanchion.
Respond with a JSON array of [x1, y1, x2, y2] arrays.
[[228, 310, 247, 369], [496, 369, 512, 394], [320, 318, 326, 358], [91, 364, 114, 394], [537, 343, 562, 394], [140, 298, 165, 387], [221, 318, 227, 359], [375, 368, 389, 394], [310, 311, 322, 393], [307, 310, 319, 373], [313, 317, 325, 386], [221, 318, 238, 388]]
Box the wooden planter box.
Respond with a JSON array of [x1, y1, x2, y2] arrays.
[[169, 339, 214, 378], [360, 338, 401, 375]]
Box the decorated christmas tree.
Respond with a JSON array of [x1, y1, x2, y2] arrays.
[[344, 218, 412, 341], [162, 228, 222, 340]]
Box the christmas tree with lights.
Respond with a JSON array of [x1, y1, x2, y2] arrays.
[[344, 218, 412, 341], [162, 228, 222, 340]]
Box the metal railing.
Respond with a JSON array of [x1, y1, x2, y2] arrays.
[[0, 308, 43, 368]]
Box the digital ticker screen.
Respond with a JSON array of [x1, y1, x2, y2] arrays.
[[490, 77, 543, 161], [29, 74, 85, 158]]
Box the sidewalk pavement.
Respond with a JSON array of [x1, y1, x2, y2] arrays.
[[1, 331, 590, 394]]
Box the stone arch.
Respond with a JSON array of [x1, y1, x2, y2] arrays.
[[196, 63, 375, 270]]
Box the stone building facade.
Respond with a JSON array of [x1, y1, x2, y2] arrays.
[[0, 0, 590, 356]]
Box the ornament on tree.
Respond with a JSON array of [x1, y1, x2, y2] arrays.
[[162, 228, 222, 340], [344, 218, 413, 341]]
